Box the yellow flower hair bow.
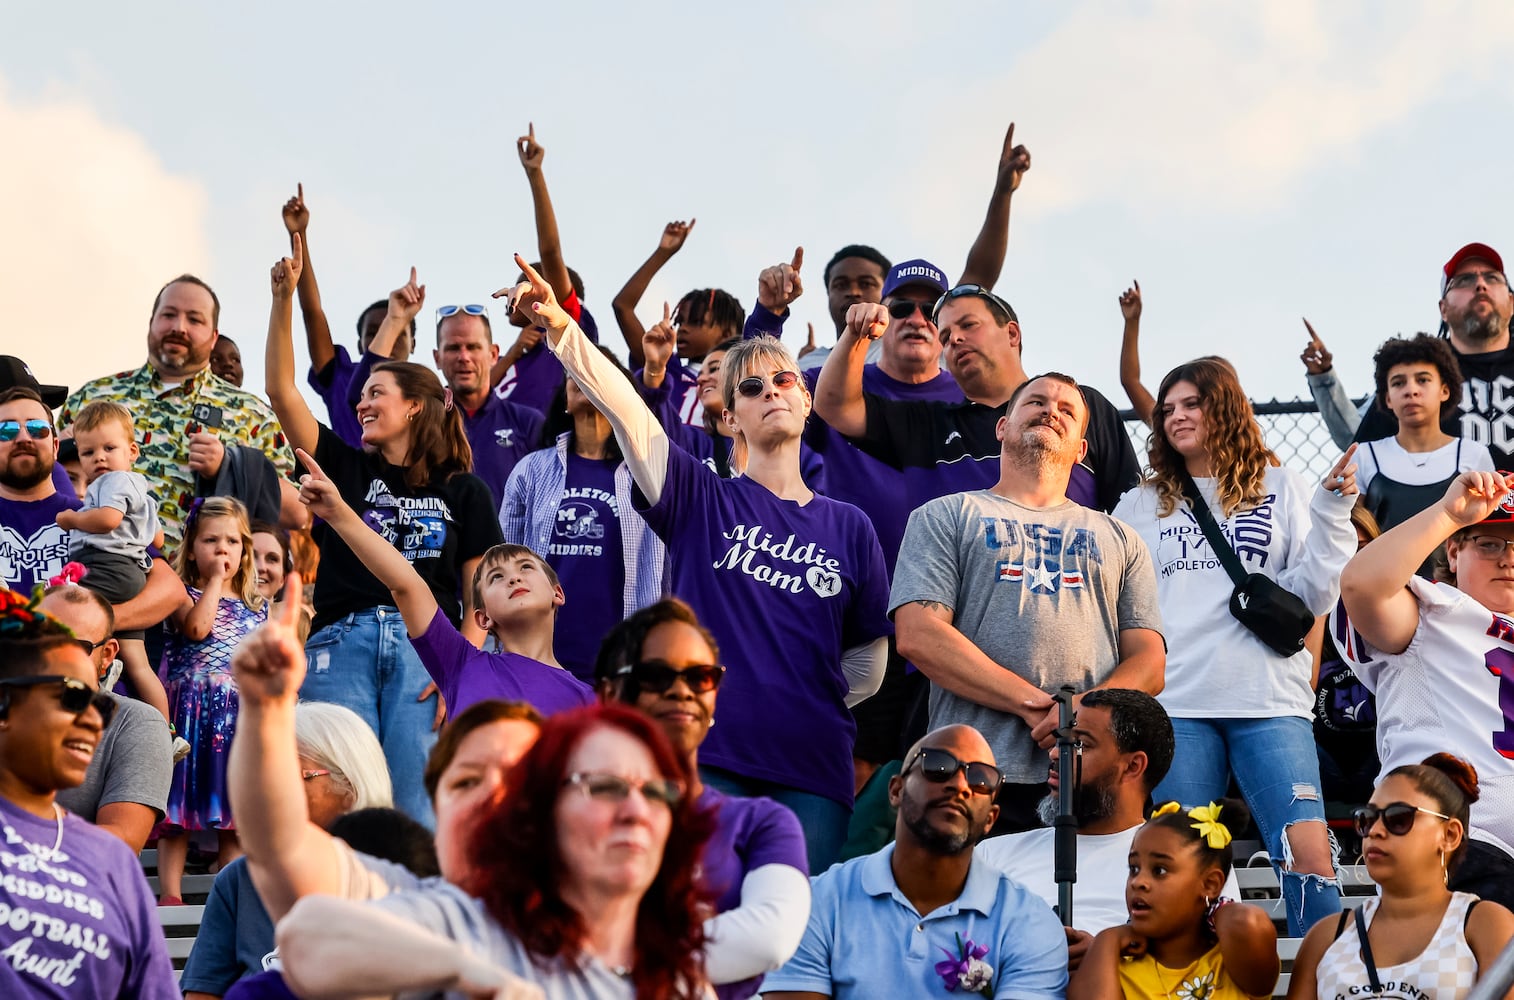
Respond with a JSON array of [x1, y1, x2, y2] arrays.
[[1188, 802, 1232, 850], [1151, 801, 1182, 818]]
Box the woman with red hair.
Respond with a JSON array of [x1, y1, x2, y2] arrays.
[[277, 703, 716, 999]]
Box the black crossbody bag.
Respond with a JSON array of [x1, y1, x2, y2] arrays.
[[1181, 474, 1315, 657]]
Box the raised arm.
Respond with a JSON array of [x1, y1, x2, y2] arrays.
[[368, 268, 426, 360], [517, 123, 573, 303], [295, 448, 440, 636], [958, 122, 1031, 289], [812, 302, 890, 439], [282, 184, 338, 375], [610, 219, 696, 367], [641, 303, 676, 392], [1341, 470, 1512, 654], [1301, 319, 1362, 451], [1117, 281, 1156, 425], [499, 256, 672, 503], [228, 575, 348, 921], [264, 234, 321, 456]]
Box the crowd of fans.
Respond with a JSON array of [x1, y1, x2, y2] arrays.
[[2, 120, 1514, 998]]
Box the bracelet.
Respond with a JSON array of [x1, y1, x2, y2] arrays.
[[1205, 896, 1234, 934]]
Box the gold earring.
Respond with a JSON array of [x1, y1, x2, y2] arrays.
[[1440, 848, 1449, 887]]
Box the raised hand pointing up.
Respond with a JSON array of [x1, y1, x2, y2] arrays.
[[517, 122, 544, 171], [757, 246, 805, 315]]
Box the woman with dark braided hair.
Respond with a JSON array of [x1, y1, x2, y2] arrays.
[[0, 587, 177, 997]]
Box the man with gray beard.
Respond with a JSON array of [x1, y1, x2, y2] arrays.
[[763, 724, 1069, 1000], [1354, 242, 1514, 466], [890, 374, 1165, 836]]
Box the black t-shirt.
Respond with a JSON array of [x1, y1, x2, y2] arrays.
[[852, 382, 1139, 512], [310, 425, 503, 633], [1354, 342, 1514, 469]]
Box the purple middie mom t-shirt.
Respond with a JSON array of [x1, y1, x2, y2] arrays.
[[636, 447, 892, 807]]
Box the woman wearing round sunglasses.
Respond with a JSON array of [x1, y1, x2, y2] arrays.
[[1341, 469, 1514, 908], [264, 243, 502, 827], [502, 256, 891, 874], [596, 597, 810, 999], [1287, 753, 1514, 1000], [279, 703, 715, 999], [0, 588, 178, 997]]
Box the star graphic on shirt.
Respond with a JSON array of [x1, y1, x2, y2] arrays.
[[1027, 561, 1057, 592]]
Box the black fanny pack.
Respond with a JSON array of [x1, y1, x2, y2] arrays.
[[1182, 475, 1315, 657]]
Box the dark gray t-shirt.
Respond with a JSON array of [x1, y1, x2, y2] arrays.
[[57, 693, 172, 821], [890, 490, 1163, 781]]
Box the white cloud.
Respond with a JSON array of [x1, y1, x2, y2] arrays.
[[0, 74, 210, 396]]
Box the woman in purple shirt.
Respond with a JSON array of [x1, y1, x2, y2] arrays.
[[596, 598, 811, 1000], [502, 258, 892, 872]]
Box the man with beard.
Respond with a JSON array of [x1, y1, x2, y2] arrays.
[[974, 690, 1238, 968], [762, 725, 1068, 1000], [815, 287, 1139, 515], [890, 374, 1165, 835], [1354, 243, 1514, 466], [59, 275, 295, 554]]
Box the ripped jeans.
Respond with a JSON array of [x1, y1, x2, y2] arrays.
[[1156, 715, 1342, 936]]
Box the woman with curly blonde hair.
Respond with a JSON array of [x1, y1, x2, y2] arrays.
[[1114, 357, 1360, 936]]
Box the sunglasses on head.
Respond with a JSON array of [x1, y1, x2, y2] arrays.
[[616, 659, 725, 695], [931, 284, 1018, 325], [887, 299, 934, 321], [907, 747, 1003, 796], [735, 371, 801, 398], [0, 675, 115, 727], [1352, 801, 1452, 837], [0, 419, 54, 443], [436, 304, 489, 320], [563, 771, 684, 809]]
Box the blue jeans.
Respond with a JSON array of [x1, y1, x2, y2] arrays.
[[1155, 716, 1341, 936], [302, 608, 439, 828], [700, 765, 849, 875]]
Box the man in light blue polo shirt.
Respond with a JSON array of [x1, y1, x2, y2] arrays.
[[761, 724, 1067, 999]]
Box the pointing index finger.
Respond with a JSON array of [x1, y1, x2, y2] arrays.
[[1005, 122, 1015, 151], [791, 246, 804, 272], [278, 573, 303, 629], [1302, 318, 1322, 346], [514, 253, 548, 291], [294, 447, 329, 482], [296, 182, 304, 202]]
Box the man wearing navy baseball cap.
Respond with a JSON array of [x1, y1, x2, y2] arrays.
[[1356, 242, 1514, 467]]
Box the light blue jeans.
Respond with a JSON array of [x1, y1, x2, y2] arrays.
[[302, 608, 439, 829], [700, 765, 849, 875], [1155, 715, 1342, 937]]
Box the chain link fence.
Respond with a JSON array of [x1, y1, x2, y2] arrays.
[[1119, 397, 1367, 482]]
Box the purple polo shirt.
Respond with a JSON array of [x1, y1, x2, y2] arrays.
[[493, 298, 600, 415], [460, 393, 545, 508], [636, 446, 892, 807], [409, 607, 594, 717]]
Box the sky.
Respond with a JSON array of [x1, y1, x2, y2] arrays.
[[4, 1, 1513, 422]]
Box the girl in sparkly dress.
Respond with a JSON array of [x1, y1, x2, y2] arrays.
[[157, 497, 266, 905]]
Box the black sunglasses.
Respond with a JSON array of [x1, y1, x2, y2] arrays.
[[886, 299, 933, 321], [616, 660, 726, 695], [0, 675, 115, 727], [735, 371, 801, 398], [931, 284, 1018, 326], [1353, 801, 1453, 838], [907, 747, 1002, 796]]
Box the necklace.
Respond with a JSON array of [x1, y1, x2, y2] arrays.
[[45, 803, 63, 860]]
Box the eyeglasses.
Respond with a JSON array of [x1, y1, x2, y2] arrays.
[[0, 419, 54, 443], [74, 637, 109, 656], [1352, 801, 1452, 837], [436, 304, 489, 320], [563, 771, 683, 809], [0, 675, 115, 727], [1466, 535, 1514, 560], [886, 299, 934, 322], [932, 284, 1019, 326], [735, 371, 801, 398], [1446, 271, 1509, 291], [301, 768, 331, 781], [614, 659, 726, 694], [906, 747, 1003, 796]]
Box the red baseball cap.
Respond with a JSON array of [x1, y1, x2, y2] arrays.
[[1442, 243, 1505, 297], [1478, 472, 1514, 525]]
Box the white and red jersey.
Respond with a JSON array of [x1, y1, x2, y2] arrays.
[[1333, 576, 1514, 857]]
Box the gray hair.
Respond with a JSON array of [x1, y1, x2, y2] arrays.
[[295, 702, 393, 811]]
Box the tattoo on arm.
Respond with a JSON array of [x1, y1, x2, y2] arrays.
[[914, 600, 951, 614]]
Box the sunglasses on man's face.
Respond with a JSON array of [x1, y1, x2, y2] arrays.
[[0, 675, 115, 727], [1352, 801, 1452, 838], [0, 419, 54, 443], [886, 299, 934, 322], [907, 747, 1003, 796], [735, 371, 801, 398], [616, 660, 725, 695]]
